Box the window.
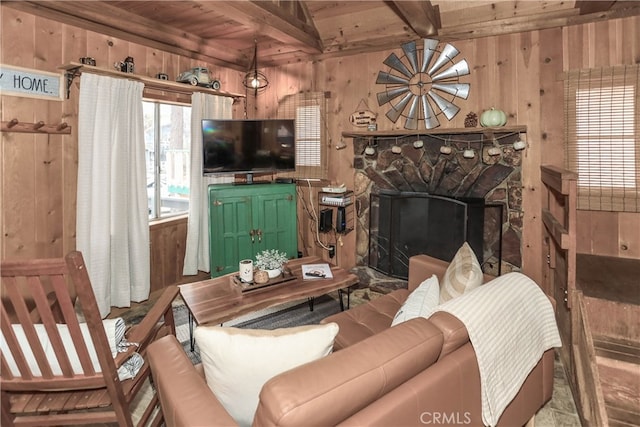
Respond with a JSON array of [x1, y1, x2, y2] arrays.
[[143, 101, 191, 219], [278, 92, 329, 179], [564, 65, 640, 212], [296, 105, 321, 166]]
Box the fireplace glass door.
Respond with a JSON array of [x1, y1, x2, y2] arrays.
[[369, 191, 484, 279]]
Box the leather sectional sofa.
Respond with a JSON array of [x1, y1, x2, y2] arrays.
[[147, 254, 555, 426]]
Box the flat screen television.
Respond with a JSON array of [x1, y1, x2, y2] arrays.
[[202, 119, 295, 175]]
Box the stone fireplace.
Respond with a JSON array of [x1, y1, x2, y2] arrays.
[[351, 131, 524, 292]]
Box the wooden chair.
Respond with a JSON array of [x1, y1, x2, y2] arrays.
[[1, 251, 179, 427]]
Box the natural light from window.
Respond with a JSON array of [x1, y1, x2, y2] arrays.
[[295, 105, 321, 167], [143, 101, 191, 219], [576, 86, 636, 189]]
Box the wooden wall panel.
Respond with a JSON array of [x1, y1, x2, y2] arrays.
[[539, 27, 566, 291], [576, 211, 640, 259], [0, 6, 242, 293], [585, 296, 640, 342], [149, 216, 209, 293], [515, 31, 543, 284], [261, 15, 640, 281], [2, 5, 639, 292], [61, 23, 83, 256]]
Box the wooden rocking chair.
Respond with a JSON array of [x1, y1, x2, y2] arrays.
[[1, 251, 179, 426]]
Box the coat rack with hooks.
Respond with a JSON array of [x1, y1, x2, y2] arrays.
[[1, 118, 72, 134]]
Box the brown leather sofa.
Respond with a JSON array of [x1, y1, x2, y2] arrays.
[[146, 255, 555, 426]]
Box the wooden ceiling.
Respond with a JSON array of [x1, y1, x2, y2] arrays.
[[6, 1, 640, 71]]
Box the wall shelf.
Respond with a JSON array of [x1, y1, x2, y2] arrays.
[[59, 62, 244, 100], [318, 191, 354, 235], [342, 125, 527, 138]]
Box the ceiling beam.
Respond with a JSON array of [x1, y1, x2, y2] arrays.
[[575, 1, 617, 15], [389, 1, 440, 37], [202, 1, 323, 54], [5, 1, 250, 71], [437, 3, 640, 42]]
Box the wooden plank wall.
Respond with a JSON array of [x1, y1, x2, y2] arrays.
[[259, 15, 640, 285], [0, 6, 242, 292], [564, 18, 640, 260], [2, 4, 639, 290]]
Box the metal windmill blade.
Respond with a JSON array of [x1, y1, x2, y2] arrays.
[[421, 38, 439, 73], [421, 95, 440, 129], [428, 43, 460, 76], [431, 60, 470, 81], [375, 38, 471, 130], [432, 82, 471, 100], [383, 52, 414, 79], [401, 41, 419, 76], [377, 86, 411, 106], [404, 95, 421, 130], [428, 90, 461, 120], [376, 71, 410, 86], [385, 92, 414, 123]]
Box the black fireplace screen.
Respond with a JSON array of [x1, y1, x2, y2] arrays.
[[369, 191, 485, 279]]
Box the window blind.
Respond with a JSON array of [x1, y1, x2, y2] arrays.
[[277, 92, 330, 180], [563, 65, 639, 212]]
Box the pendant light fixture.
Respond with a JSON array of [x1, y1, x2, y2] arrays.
[[243, 39, 269, 96]]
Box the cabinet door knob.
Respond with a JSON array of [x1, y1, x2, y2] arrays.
[[256, 229, 263, 243], [249, 229, 255, 243]]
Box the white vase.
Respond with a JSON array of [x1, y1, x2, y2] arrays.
[[265, 268, 282, 279], [239, 259, 254, 283]]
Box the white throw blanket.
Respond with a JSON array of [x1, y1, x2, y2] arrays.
[[433, 272, 562, 426]]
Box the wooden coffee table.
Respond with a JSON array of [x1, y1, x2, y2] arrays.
[[179, 256, 358, 350]]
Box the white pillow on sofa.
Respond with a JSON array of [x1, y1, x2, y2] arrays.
[[194, 322, 339, 427], [440, 242, 483, 303], [391, 274, 440, 326]]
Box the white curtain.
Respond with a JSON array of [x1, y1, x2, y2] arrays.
[[77, 73, 149, 318], [183, 92, 233, 275]]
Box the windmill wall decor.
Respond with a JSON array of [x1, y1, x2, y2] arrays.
[[376, 39, 470, 130]]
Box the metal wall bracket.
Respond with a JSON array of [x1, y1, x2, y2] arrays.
[[64, 66, 81, 99]]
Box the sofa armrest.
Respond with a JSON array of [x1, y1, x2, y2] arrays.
[[408, 255, 450, 291], [147, 335, 238, 427], [428, 311, 470, 360]]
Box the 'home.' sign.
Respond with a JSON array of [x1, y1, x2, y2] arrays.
[[0, 64, 63, 101]]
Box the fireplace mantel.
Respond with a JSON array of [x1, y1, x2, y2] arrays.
[[342, 125, 526, 138]]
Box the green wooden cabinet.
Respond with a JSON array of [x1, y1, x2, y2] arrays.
[[208, 183, 297, 277]]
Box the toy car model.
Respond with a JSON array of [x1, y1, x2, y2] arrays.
[[176, 67, 221, 90]]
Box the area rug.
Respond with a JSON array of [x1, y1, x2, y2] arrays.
[[173, 294, 343, 364]]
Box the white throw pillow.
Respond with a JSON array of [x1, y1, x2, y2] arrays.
[[195, 322, 339, 427], [391, 274, 440, 326], [0, 318, 141, 380], [440, 242, 483, 303]]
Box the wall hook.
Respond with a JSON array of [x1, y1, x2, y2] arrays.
[[1, 119, 72, 134]]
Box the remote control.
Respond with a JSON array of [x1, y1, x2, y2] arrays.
[[305, 270, 326, 278]]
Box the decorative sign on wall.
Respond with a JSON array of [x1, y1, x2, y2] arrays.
[[349, 98, 377, 128], [0, 64, 64, 101]]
